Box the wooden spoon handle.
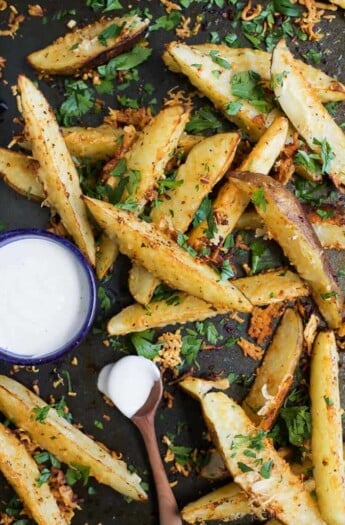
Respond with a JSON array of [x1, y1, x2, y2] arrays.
[[136, 417, 182, 525]]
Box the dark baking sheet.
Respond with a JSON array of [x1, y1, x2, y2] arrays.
[[0, 2, 344, 524]]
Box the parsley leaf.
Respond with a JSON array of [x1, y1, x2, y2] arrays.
[[33, 405, 50, 423], [209, 50, 231, 70], [295, 150, 322, 177], [98, 23, 123, 46], [273, 0, 301, 17], [131, 330, 162, 360], [36, 468, 51, 487], [185, 106, 228, 135], [260, 459, 274, 478], [98, 286, 112, 312], [181, 333, 202, 364], [150, 12, 182, 31], [193, 197, 218, 239], [58, 80, 94, 126], [237, 461, 254, 473], [312, 138, 335, 174], [176, 232, 197, 257], [279, 406, 311, 446], [151, 284, 181, 306], [231, 71, 274, 113], [219, 259, 235, 280], [66, 463, 91, 486]]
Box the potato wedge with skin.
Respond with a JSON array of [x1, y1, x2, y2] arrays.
[[201, 392, 326, 524], [190, 44, 345, 103], [96, 233, 119, 280], [310, 331, 345, 525], [0, 375, 147, 501], [163, 41, 282, 141], [120, 104, 190, 210], [0, 423, 68, 525], [84, 197, 252, 312], [151, 132, 240, 232], [27, 16, 149, 75], [109, 269, 307, 334], [0, 147, 44, 201], [243, 308, 303, 430], [231, 172, 343, 328], [188, 117, 289, 250], [181, 482, 251, 524], [271, 40, 345, 192], [18, 75, 96, 265], [131, 132, 240, 304]]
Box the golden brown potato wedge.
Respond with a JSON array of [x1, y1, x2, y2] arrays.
[[310, 331, 345, 525], [96, 233, 119, 280], [109, 269, 307, 335], [151, 132, 240, 232], [201, 392, 325, 524], [271, 40, 345, 191], [0, 375, 147, 501], [163, 41, 282, 141], [131, 132, 240, 304], [0, 423, 68, 525], [27, 15, 149, 75], [188, 117, 289, 250], [84, 197, 252, 312], [120, 104, 190, 210], [242, 308, 303, 429], [181, 482, 251, 524], [231, 172, 343, 328], [190, 44, 345, 102], [0, 147, 44, 201], [18, 75, 96, 265]]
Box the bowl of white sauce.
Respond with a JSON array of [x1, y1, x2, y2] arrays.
[[0, 229, 96, 364]]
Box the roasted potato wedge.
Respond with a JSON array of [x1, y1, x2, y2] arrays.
[[110, 269, 307, 334], [188, 117, 289, 250], [190, 44, 345, 102], [0, 376, 147, 501], [0, 147, 44, 201], [18, 75, 96, 265], [271, 40, 345, 191], [310, 331, 345, 525], [243, 308, 303, 429], [201, 392, 325, 524], [28, 15, 149, 75], [120, 104, 190, 210], [151, 132, 240, 232], [231, 172, 343, 328], [0, 423, 68, 525], [84, 197, 252, 312], [181, 482, 251, 524], [163, 41, 282, 141], [96, 233, 119, 280], [131, 132, 240, 304]]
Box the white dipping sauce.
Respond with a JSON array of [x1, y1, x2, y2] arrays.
[[98, 356, 161, 418], [0, 237, 90, 357]]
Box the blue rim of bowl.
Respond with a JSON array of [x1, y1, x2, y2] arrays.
[[0, 229, 97, 365]]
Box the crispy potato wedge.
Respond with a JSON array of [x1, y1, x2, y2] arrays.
[[18, 75, 96, 265], [131, 132, 240, 304], [329, 0, 345, 7], [271, 40, 345, 191], [236, 209, 345, 250], [310, 331, 345, 525], [0, 423, 68, 525], [201, 392, 325, 524], [188, 117, 289, 250], [110, 269, 307, 334], [0, 375, 147, 501], [191, 44, 345, 102], [28, 15, 149, 75], [243, 308, 303, 429], [231, 172, 343, 328], [84, 197, 252, 312], [0, 147, 44, 201], [181, 482, 251, 524], [120, 104, 190, 210], [151, 132, 240, 232], [163, 41, 282, 141], [96, 233, 119, 280]]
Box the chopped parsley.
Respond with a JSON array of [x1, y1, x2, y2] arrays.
[[279, 406, 311, 447], [98, 286, 112, 312], [151, 284, 181, 306], [131, 329, 162, 360], [33, 405, 50, 423], [86, 0, 123, 11], [209, 50, 231, 70], [303, 49, 322, 65], [295, 149, 322, 177], [193, 197, 218, 239], [231, 71, 274, 114], [316, 208, 334, 220], [321, 291, 338, 300], [176, 232, 197, 257], [312, 138, 335, 174], [260, 459, 274, 478], [219, 259, 235, 280], [98, 23, 123, 46], [58, 80, 95, 126], [36, 468, 51, 487], [181, 332, 203, 365], [150, 12, 182, 31], [66, 463, 91, 486], [185, 106, 228, 135], [251, 187, 267, 212]]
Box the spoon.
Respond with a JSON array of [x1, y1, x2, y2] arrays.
[[98, 356, 182, 525]]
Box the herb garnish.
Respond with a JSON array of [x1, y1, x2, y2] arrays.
[[251, 187, 267, 211], [58, 80, 95, 126], [98, 23, 123, 46]]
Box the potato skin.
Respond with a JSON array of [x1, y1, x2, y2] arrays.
[[231, 171, 343, 328], [27, 16, 149, 75], [0, 423, 67, 525]]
